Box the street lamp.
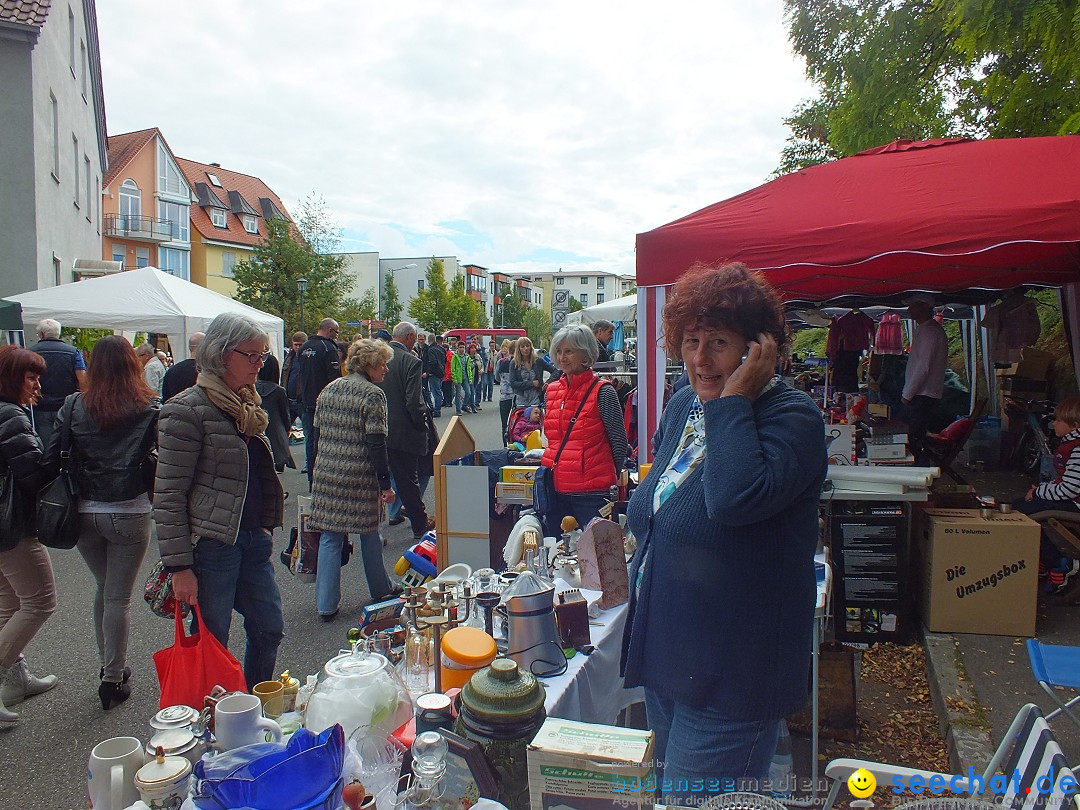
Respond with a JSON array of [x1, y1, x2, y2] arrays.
[[379, 262, 417, 320], [297, 277, 308, 333]]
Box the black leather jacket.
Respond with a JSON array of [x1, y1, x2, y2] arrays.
[[0, 401, 49, 542], [43, 394, 158, 502]]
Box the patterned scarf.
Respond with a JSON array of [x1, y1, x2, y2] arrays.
[[196, 372, 268, 438]]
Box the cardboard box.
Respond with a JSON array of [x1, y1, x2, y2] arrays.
[[914, 509, 1040, 636], [528, 718, 654, 810], [495, 481, 534, 501], [502, 465, 538, 483], [868, 404, 890, 418], [864, 442, 908, 460], [826, 424, 856, 465], [995, 348, 1054, 381]]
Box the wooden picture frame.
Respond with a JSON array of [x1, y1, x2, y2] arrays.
[[400, 728, 500, 808]]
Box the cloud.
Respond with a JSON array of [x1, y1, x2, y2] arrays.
[[97, 0, 813, 279]]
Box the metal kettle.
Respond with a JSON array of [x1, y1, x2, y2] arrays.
[[501, 571, 564, 677]]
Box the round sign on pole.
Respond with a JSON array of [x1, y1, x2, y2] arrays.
[[552, 310, 567, 327]]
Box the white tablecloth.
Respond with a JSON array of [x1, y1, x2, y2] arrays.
[[540, 585, 643, 724]]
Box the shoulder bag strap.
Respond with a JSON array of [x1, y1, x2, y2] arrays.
[[59, 394, 78, 475], [551, 378, 601, 468]]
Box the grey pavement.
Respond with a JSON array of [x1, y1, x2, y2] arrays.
[[0, 403, 505, 810]]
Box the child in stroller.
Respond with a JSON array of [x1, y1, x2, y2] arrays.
[[507, 405, 544, 450]]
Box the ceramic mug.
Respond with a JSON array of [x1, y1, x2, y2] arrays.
[[252, 680, 285, 719], [88, 736, 146, 810], [214, 693, 282, 750]]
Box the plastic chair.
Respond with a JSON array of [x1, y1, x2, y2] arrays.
[[821, 704, 1078, 810], [1026, 639, 1080, 731]]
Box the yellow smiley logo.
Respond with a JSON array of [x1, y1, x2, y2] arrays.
[[848, 768, 876, 798]]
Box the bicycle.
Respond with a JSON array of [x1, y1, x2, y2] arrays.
[[1003, 396, 1056, 476]]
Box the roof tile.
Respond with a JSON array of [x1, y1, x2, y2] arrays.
[[0, 0, 52, 27], [104, 128, 158, 187]]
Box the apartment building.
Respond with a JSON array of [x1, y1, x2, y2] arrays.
[[0, 0, 108, 297], [524, 269, 633, 317]]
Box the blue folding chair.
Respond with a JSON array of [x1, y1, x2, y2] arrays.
[[1026, 639, 1080, 731]]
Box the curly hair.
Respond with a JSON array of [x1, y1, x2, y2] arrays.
[[346, 338, 393, 375], [662, 262, 787, 360]]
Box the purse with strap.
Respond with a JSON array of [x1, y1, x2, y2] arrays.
[[36, 397, 80, 549], [533, 377, 601, 517]]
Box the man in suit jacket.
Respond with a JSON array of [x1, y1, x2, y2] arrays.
[[377, 322, 431, 540]]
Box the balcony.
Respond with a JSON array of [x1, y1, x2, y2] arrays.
[[104, 213, 174, 243]]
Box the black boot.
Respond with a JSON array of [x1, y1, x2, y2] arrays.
[[98, 679, 132, 710]]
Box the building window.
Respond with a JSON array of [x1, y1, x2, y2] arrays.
[[159, 247, 190, 280], [556, 277, 564, 285], [80, 41, 87, 97], [580, 294, 588, 306], [207, 173, 222, 187], [84, 156, 91, 220], [157, 200, 189, 241], [119, 178, 141, 227], [597, 293, 605, 304], [222, 251, 237, 278], [243, 214, 258, 234], [135, 246, 149, 268], [418, 279, 425, 291], [68, 7, 75, 76], [157, 142, 187, 198], [50, 94, 59, 180], [111, 244, 125, 267], [72, 135, 80, 207], [580, 277, 588, 285], [597, 277, 605, 289], [54, 254, 62, 286], [210, 207, 227, 228]]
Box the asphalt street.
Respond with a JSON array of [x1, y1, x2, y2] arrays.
[[0, 403, 505, 810]]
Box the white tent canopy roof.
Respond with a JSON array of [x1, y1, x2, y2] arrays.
[[566, 293, 637, 326], [8, 267, 284, 361]]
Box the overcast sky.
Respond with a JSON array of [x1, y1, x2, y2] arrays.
[[96, 1, 813, 281]]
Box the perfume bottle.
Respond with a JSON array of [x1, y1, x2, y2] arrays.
[[398, 731, 453, 810]]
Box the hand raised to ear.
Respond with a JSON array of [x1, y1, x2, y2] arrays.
[[721, 333, 778, 402]]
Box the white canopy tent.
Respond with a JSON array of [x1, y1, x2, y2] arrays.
[[566, 293, 637, 326], [8, 266, 284, 360]]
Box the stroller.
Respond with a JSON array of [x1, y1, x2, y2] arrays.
[[506, 405, 545, 451]]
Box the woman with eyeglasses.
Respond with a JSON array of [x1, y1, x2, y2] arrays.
[[153, 313, 285, 688]]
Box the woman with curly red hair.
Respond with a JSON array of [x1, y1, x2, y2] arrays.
[[0, 346, 57, 722], [620, 262, 826, 804]]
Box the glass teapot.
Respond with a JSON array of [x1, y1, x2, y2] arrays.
[[304, 641, 412, 740]]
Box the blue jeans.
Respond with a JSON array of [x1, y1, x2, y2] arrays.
[[452, 383, 465, 413], [192, 530, 285, 688], [316, 530, 393, 613], [645, 688, 781, 805], [388, 473, 432, 521], [301, 404, 319, 486], [471, 381, 483, 409], [461, 380, 474, 411], [482, 371, 494, 401], [426, 377, 444, 414]]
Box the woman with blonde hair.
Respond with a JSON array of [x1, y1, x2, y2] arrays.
[[509, 336, 555, 409], [497, 339, 518, 442], [308, 339, 400, 620]]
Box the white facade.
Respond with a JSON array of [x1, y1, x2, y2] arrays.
[[339, 251, 379, 303], [380, 256, 460, 322], [526, 270, 632, 311], [0, 0, 107, 298]]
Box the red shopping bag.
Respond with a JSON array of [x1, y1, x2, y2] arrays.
[[154, 603, 247, 709]]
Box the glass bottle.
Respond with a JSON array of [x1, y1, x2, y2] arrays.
[[399, 622, 435, 697], [398, 731, 453, 810]]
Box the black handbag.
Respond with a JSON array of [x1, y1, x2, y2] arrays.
[[533, 378, 600, 517], [0, 465, 19, 552], [36, 399, 80, 549]]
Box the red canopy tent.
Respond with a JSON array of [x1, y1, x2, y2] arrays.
[[633, 136, 1080, 457]]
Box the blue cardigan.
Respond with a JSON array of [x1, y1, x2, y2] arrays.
[[621, 382, 826, 720]]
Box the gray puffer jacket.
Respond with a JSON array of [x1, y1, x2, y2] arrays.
[[154, 385, 283, 568]]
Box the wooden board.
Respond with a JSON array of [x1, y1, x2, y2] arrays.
[[433, 416, 477, 573]]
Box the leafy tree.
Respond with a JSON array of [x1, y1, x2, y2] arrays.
[[233, 217, 349, 336], [778, 0, 1080, 171], [382, 272, 403, 324], [295, 193, 343, 255], [339, 290, 378, 336], [567, 296, 583, 313], [499, 290, 528, 328], [408, 258, 452, 332], [522, 307, 552, 349], [442, 272, 483, 328]]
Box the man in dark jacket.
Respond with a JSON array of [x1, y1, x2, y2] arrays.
[[376, 322, 431, 540], [593, 319, 615, 364], [422, 333, 448, 417], [297, 319, 341, 487], [279, 330, 307, 423], [161, 332, 204, 402], [30, 318, 85, 446]]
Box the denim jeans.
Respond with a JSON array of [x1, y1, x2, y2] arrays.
[[388, 473, 432, 522], [301, 404, 319, 486], [426, 377, 444, 414], [482, 371, 494, 401], [452, 383, 465, 414], [645, 688, 781, 805], [192, 530, 285, 688], [471, 381, 483, 409], [77, 512, 150, 682], [316, 531, 393, 614], [461, 380, 474, 411]]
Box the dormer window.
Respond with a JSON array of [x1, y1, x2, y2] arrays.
[[243, 214, 258, 234], [207, 173, 222, 187], [211, 208, 227, 228]]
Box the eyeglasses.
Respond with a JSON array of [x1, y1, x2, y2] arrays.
[[232, 349, 270, 365]]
